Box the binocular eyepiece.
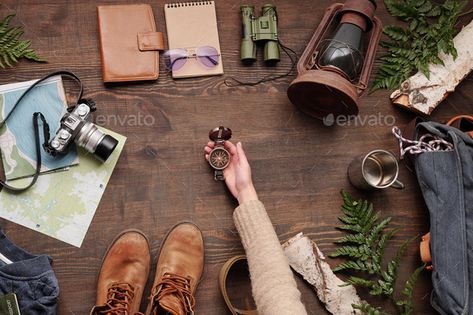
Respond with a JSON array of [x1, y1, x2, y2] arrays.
[[240, 4, 280, 63]]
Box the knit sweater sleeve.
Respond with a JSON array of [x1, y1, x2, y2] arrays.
[[233, 200, 308, 315]]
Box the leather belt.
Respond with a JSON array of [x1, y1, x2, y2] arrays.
[[447, 115, 473, 138], [219, 255, 258, 315]]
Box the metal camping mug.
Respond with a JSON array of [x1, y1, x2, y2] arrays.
[[347, 150, 405, 190]]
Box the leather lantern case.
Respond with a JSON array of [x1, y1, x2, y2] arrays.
[[97, 4, 165, 82]]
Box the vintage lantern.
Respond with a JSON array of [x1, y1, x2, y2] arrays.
[[287, 0, 382, 120]]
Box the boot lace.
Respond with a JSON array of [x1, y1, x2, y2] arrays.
[[150, 273, 195, 315], [97, 282, 143, 315]]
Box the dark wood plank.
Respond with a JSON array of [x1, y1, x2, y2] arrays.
[[1, 0, 472, 314]]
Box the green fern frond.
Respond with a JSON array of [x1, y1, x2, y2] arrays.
[[0, 12, 45, 68], [387, 236, 417, 282], [334, 233, 366, 245], [353, 302, 390, 315], [396, 264, 426, 315], [374, 228, 398, 267], [366, 217, 392, 247], [371, 0, 467, 91], [331, 191, 394, 276], [332, 260, 379, 274], [346, 276, 376, 289], [330, 191, 424, 314], [329, 244, 371, 261]]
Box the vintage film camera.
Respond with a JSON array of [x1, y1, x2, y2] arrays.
[[48, 99, 118, 162], [240, 4, 280, 63]]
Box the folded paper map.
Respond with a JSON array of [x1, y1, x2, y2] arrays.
[[0, 76, 78, 180], [0, 128, 126, 247]]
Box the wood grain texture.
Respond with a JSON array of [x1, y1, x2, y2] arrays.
[[1, 0, 472, 314]]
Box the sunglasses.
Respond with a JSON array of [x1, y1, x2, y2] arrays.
[[163, 46, 220, 71]]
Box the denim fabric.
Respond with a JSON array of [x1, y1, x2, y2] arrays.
[[0, 228, 59, 315], [414, 122, 473, 315]]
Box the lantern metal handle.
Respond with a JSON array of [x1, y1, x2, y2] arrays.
[[356, 15, 382, 94], [296, 4, 342, 75]]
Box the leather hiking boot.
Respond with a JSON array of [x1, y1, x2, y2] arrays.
[[90, 230, 151, 315], [146, 222, 204, 315]]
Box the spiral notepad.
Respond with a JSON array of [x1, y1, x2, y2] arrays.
[[164, 1, 223, 78]]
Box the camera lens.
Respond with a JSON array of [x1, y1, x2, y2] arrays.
[[75, 122, 118, 162], [94, 135, 118, 162]]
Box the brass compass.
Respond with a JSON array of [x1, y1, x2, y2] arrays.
[[208, 126, 232, 181]]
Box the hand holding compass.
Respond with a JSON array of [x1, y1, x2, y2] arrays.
[[205, 129, 258, 204]]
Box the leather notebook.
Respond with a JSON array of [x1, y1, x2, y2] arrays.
[[97, 4, 164, 82], [164, 1, 223, 78]]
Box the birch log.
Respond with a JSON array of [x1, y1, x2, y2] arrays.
[[390, 20, 473, 115], [282, 233, 362, 315]]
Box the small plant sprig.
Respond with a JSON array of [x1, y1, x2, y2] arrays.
[[0, 12, 44, 68], [329, 191, 425, 315], [371, 0, 467, 91]]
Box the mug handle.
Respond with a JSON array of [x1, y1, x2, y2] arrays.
[[391, 179, 405, 190]]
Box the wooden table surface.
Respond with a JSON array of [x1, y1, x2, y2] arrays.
[[1, 0, 472, 314]]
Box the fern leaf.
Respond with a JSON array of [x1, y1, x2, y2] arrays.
[[373, 228, 398, 267], [371, 0, 467, 91], [396, 264, 425, 315], [334, 233, 366, 245], [346, 276, 376, 289], [330, 191, 423, 314], [366, 217, 392, 247], [332, 260, 378, 274], [329, 244, 371, 260], [378, 236, 417, 296], [371, 278, 395, 296], [337, 224, 363, 233], [0, 12, 45, 68], [353, 302, 390, 315]]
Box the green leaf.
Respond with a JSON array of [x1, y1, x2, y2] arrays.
[[330, 192, 423, 314], [346, 276, 376, 289], [353, 302, 390, 315], [396, 264, 425, 315], [329, 244, 371, 261], [0, 11, 45, 68], [417, 1, 432, 13], [334, 233, 366, 245], [366, 217, 392, 247], [371, 0, 467, 91], [384, 26, 408, 41]]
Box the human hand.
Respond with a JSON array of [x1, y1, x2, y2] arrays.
[[204, 141, 258, 204]]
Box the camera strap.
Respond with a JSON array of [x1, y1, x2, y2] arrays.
[[0, 71, 83, 192]]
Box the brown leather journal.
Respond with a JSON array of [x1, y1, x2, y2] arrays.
[[97, 4, 164, 82]]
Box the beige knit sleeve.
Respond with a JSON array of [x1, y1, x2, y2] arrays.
[[233, 200, 308, 315]]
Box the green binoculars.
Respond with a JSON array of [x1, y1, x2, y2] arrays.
[[240, 4, 280, 63]]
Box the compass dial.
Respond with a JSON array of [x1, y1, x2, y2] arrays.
[[209, 148, 230, 170]]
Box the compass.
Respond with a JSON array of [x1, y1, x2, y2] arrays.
[[208, 126, 232, 180], [209, 148, 230, 169]]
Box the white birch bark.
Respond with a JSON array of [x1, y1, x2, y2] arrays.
[[282, 232, 362, 315], [390, 20, 473, 115]]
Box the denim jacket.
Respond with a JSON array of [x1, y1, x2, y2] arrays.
[[0, 228, 59, 314]]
